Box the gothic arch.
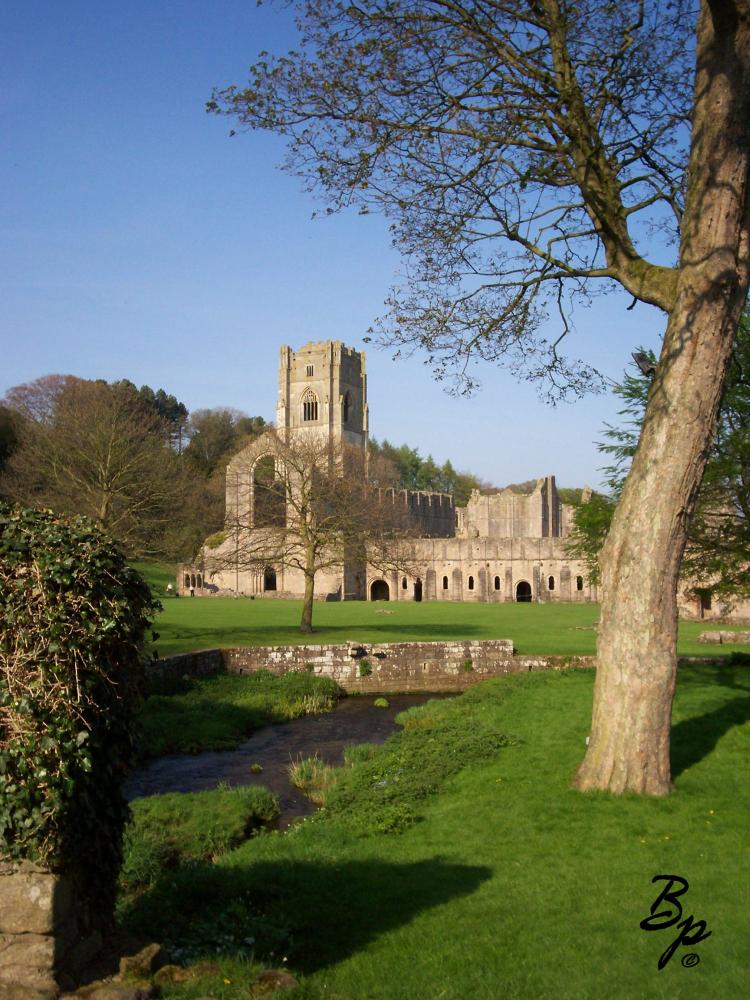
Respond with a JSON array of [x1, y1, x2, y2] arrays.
[[301, 387, 319, 422]]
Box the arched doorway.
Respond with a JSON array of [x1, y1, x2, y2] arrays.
[[516, 581, 532, 602], [370, 579, 390, 601], [414, 578, 423, 602], [263, 567, 277, 592]]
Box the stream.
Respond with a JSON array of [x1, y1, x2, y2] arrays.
[[125, 693, 452, 828]]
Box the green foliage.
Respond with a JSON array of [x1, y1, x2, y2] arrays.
[[287, 754, 336, 804], [324, 697, 519, 835], [565, 492, 616, 585], [358, 659, 372, 677], [569, 314, 750, 595], [120, 785, 279, 890], [204, 530, 228, 549], [462, 658, 473, 673], [139, 670, 342, 756], [373, 696, 389, 707], [0, 504, 158, 913], [369, 438, 486, 505]]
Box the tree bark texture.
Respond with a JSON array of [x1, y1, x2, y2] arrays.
[[574, 0, 750, 794], [300, 567, 315, 634]]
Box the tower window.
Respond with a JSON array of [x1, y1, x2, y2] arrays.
[[494, 575, 501, 591], [301, 388, 319, 422], [442, 575, 449, 590], [306, 364, 314, 377], [468, 575, 475, 590], [343, 391, 351, 423], [548, 576, 555, 591]]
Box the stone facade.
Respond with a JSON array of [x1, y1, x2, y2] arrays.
[[179, 338, 741, 618], [180, 339, 596, 604]]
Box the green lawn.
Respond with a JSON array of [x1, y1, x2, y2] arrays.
[[119, 662, 750, 999]]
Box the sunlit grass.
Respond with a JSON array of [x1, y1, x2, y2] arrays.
[[119, 662, 750, 999]]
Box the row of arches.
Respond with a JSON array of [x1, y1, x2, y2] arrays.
[[372, 572, 586, 602]]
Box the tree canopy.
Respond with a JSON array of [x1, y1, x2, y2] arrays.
[[569, 307, 750, 597], [212, 0, 750, 795]]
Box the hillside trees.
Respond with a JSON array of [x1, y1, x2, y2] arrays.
[[210, 0, 750, 794], [0, 376, 185, 555], [369, 438, 487, 503]]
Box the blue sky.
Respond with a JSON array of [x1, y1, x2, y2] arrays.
[[0, 1, 669, 489]]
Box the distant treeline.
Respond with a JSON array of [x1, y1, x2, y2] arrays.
[[0, 376, 496, 561]]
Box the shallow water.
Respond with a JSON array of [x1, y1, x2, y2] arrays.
[[126, 693, 452, 828]]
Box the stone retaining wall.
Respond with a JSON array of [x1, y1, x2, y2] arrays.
[[0, 861, 101, 998], [149, 640, 595, 693]]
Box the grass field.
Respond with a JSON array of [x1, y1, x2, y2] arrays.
[[119, 662, 750, 999], [133, 562, 750, 659]]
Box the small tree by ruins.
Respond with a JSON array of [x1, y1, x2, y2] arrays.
[[210, 0, 750, 794], [203, 430, 420, 633]]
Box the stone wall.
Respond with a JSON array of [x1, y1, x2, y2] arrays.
[[148, 640, 595, 693], [0, 861, 100, 998]]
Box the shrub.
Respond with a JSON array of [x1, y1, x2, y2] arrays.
[[0, 504, 159, 916], [462, 659, 474, 672], [374, 697, 389, 708], [359, 659, 372, 677]]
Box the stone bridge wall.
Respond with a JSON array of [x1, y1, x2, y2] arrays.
[[147, 640, 595, 693]]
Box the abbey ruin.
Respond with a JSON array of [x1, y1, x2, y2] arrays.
[[181, 340, 598, 604]]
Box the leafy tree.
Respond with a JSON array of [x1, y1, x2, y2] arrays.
[[0, 376, 186, 555], [369, 438, 486, 503], [570, 310, 750, 597], [184, 408, 266, 477], [113, 379, 189, 451], [211, 0, 750, 794]]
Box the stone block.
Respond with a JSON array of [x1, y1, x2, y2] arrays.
[[0, 932, 56, 988], [0, 863, 73, 935]]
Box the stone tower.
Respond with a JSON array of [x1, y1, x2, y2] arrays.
[[276, 340, 368, 450]]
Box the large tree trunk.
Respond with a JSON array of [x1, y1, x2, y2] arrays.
[[574, 0, 750, 794]]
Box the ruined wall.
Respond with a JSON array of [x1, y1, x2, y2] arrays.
[[148, 641, 595, 694]]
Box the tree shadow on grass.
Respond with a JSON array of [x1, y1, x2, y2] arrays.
[[671, 694, 750, 779], [120, 856, 492, 973]]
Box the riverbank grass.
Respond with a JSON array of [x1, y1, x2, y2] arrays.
[[139, 671, 341, 756], [119, 660, 750, 999]]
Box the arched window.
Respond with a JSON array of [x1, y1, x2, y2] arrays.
[[184, 574, 190, 589], [442, 575, 449, 590], [576, 575, 584, 591], [263, 567, 277, 592], [468, 575, 475, 590], [253, 455, 286, 528], [494, 575, 501, 591], [196, 574, 202, 589], [342, 392, 351, 423], [548, 576, 555, 591], [301, 388, 319, 422], [402, 577, 408, 589]]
